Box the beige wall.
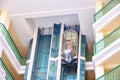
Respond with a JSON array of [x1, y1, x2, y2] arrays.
[[97, 14, 120, 37], [0, 11, 10, 29], [1, 50, 24, 80], [0, 11, 28, 57], [8, 22, 28, 57], [95, 0, 110, 12]]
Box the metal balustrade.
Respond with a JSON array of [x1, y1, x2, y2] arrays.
[[94, 0, 120, 22], [0, 23, 26, 65], [96, 65, 120, 80], [94, 26, 120, 55], [0, 59, 14, 80]]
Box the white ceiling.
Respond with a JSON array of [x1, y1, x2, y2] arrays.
[[0, 0, 95, 52], [8, 0, 95, 15], [0, 0, 10, 11]]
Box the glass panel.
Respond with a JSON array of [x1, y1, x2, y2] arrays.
[[35, 35, 51, 80], [80, 59, 85, 80], [81, 35, 86, 57], [48, 60, 58, 80], [62, 30, 78, 63], [31, 29, 51, 80], [51, 23, 61, 58]]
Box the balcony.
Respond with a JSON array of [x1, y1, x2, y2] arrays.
[[96, 64, 120, 80], [94, 26, 120, 55], [0, 58, 14, 80], [94, 0, 120, 22], [0, 23, 26, 65]]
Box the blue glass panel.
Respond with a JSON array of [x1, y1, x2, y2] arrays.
[[31, 29, 41, 80], [31, 29, 51, 80], [48, 60, 58, 80], [51, 23, 61, 58], [35, 35, 51, 80], [80, 59, 85, 80], [81, 35, 86, 57]]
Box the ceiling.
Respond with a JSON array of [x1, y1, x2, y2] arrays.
[[33, 14, 79, 28], [0, 0, 95, 52]]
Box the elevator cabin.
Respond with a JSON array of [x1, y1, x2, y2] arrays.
[[29, 23, 86, 80]]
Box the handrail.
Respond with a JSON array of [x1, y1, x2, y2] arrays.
[[94, 0, 120, 22], [94, 26, 120, 55], [0, 58, 14, 80], [0, 23, 26, 65], [96, 64, 120, 80], [86, 53, 93, 62]]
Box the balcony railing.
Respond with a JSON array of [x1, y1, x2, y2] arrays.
[[0, 59, 14, 80], [96, 64, 120, 80], [86, 53, 93, 62], [94, 26, 120, 55], [0, 23, 26, 65], [94, 0, 120, 22]]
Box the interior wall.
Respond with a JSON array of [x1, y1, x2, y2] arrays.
[[8, 22, 28, 57], [95, 0, 110, 12], [98, 15, 120, 37], [78, 8, 95, 53]]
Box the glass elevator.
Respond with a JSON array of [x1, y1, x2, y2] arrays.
[[25, 23, 86, 80]]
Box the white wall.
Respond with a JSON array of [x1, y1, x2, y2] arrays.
[[8, 0, 95, 15], [78, 8, 95, 52]]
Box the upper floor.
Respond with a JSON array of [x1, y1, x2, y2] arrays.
[[93, 0, 120, 79]]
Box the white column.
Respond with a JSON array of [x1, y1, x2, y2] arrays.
[[56, 23, 64, 80], [95, 65, 104, 79], [77, 27, 81, 80], [27, 27, 38, 80]]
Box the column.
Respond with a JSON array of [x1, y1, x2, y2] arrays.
[[95, 65, 104, 79]]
